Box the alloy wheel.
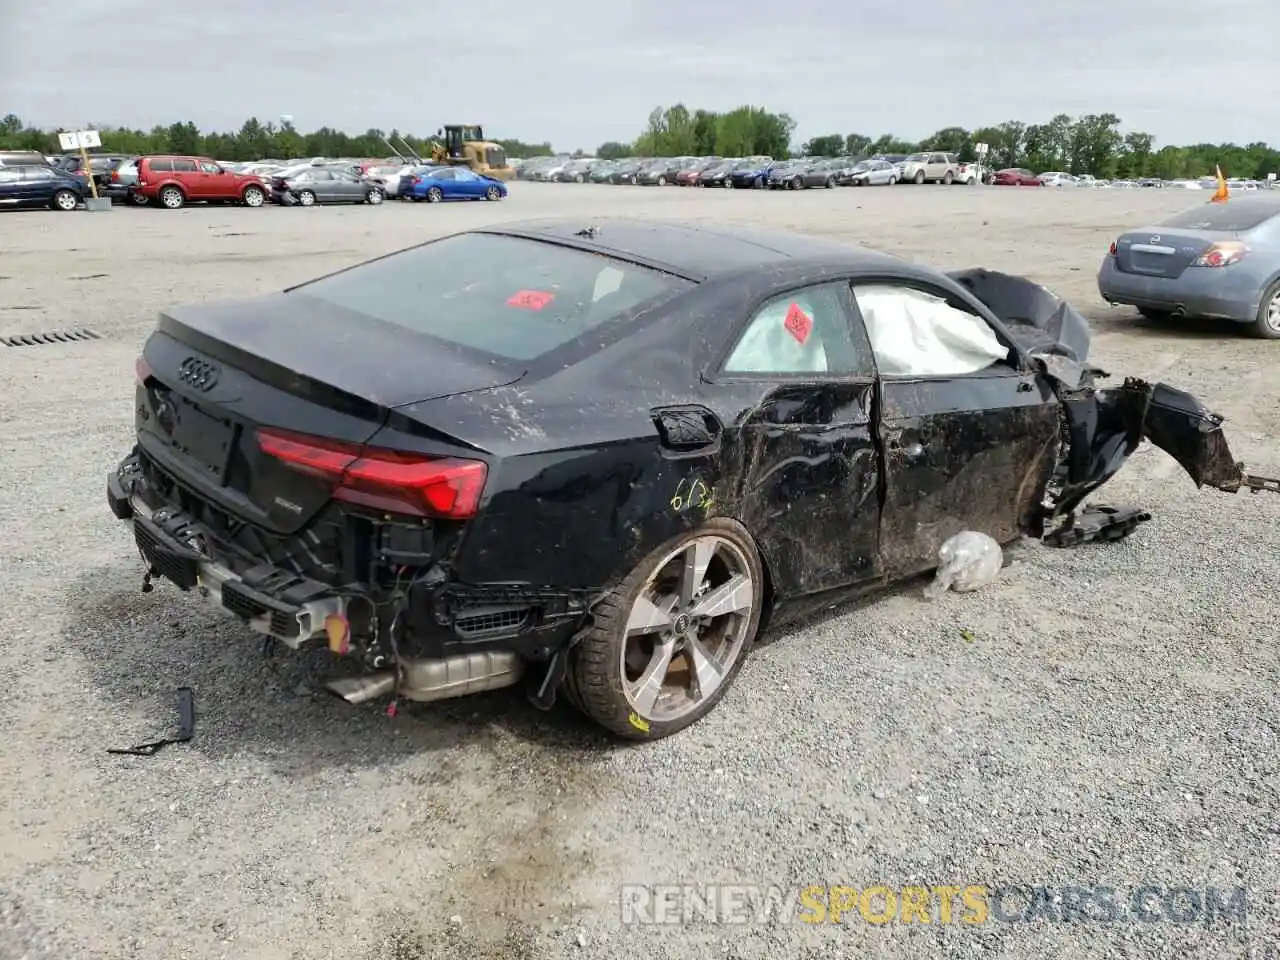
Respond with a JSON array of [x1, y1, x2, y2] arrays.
[[1267, 292, 1280, 333], [620, 535, 755, 723]]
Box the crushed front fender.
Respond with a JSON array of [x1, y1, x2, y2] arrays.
[[1052, 376, 1277, 518]]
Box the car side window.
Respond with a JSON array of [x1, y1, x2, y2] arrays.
[[455, 169, 477, 181], [432, 168, 456, 180], [149, 159, 173, 173], [722, 283, 870, 376], [172, 159, 197, 172], [199, 161, 220, 173], [0, 169, 19, 183], [850, 282, 1013, 378], [23, 166, 55, 180]]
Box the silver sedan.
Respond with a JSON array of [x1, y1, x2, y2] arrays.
[[1097, 197, 1280, 338], [840, 159, 899, 186]]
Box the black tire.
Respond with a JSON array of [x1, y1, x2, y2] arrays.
[[159, 185, 185, 209], [1138, 308, 1174, 322], [129, 191, 149, 206], [366, 188, 384, 204], [1252, 279, 1280, 339], [241, 185, 265, 207], [825, 176, 835, 188], [296, 190, 316, 207], [51, 189, 79, 212], [484, 185, 502, 201], [942, 171, 953, 185], [425, 186, 443, 203], [565, 518, 764, 740], [913, 170, 925, 184], [657, 175, 667, 186]]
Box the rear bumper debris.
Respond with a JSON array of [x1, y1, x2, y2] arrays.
[[107, 449, 592, 708]]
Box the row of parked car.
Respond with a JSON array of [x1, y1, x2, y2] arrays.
[[0, 150, 508, 211], [514, 154, 1276, 193], [514, 153, 985, 188]]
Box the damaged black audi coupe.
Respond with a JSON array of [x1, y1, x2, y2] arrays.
[[107, 219, 1278, 740]]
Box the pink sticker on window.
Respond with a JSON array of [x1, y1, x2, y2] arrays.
[[506, 290, 555, 310], [783, 302, 812, 343]]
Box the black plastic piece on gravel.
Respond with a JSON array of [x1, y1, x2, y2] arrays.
[[1043, 504, 1152, 547], [1, 328, 102, 347]]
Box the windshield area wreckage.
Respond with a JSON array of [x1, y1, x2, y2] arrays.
[[106, 220, 1279, 741]]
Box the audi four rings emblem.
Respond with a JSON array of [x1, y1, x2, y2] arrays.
[[177, 357, 219, 391]]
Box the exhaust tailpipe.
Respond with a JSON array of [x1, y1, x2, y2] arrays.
[[326, 672, 395, 704], [324, 651, 523, 705]]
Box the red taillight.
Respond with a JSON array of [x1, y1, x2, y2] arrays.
[[255, 428, 487, 519], [135, 356, 152, 385], [1108, 241, 1117, 256], [1191, 241, 1248, 268]]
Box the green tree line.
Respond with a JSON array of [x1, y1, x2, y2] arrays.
[[5, 108, 1277, 181], [0, 114, 556, 163], [602, 105, 1280, 181]]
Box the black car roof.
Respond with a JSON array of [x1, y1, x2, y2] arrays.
[[477, 218, 902, 282]]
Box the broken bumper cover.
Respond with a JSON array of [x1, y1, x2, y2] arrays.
[[110, 467, 346, 648], [107, 453, 592, 660]]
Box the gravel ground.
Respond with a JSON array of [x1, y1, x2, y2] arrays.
[[1, 184, 1276, 960]]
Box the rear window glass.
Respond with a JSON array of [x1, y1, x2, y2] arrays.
[[1160, 203, 1280, 231], [290, 233, 693, 361]]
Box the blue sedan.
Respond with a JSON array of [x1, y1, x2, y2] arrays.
[[1098, 197, 1280, 339], [399, 165, 508, 203], [0, 163, 89, 211]]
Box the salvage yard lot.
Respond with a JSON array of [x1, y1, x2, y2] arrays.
[[1, 186, 1276, 960]]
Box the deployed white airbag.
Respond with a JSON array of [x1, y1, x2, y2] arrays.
[[855, 284, 1009, 376]]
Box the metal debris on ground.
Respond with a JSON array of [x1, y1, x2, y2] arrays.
[[107, 687, 196, 757], [1, 328, 101, 347]]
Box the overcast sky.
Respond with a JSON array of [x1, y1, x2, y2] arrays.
[[1, 0, 1270, 151]]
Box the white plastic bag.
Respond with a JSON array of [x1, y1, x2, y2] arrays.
[[922, 531, 1004, 600]]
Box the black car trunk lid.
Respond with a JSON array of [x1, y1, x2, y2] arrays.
[[138, 293, 518, 535], [1113, 229, 1216, 279]]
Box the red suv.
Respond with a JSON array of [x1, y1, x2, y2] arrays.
[[135, 156, 267, 209]]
